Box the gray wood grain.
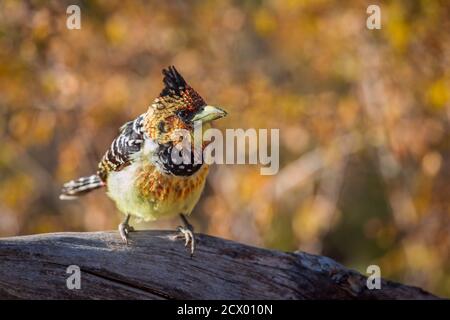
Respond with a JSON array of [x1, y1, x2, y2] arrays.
[[0, 230, 440, 299]]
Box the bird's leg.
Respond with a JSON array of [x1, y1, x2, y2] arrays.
[[118, 214, 134, 244], [176, 213, 195, 256]]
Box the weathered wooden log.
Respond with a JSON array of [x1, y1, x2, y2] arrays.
[[0, 230, 440, 299]]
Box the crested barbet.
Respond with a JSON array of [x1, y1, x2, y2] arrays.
[[60, 66, 227, 255]]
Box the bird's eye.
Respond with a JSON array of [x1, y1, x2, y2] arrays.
[[179, 110, 187, 117], [176, 109, 191, 122]]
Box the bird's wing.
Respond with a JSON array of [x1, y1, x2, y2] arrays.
[[97, 114, 145, 180]]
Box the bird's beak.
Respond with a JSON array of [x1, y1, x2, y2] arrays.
[[191, 105, 227, 123]]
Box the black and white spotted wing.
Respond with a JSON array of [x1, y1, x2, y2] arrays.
[[97, 114, 145, 180]]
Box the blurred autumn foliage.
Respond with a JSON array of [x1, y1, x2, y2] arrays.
[[0, 0, 449, 296]]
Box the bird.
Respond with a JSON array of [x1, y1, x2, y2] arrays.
[[60, 66, 227, 255]]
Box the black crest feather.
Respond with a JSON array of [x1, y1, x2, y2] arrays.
[[160, 66, 187, 97]]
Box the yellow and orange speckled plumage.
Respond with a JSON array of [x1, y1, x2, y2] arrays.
[[136, 164, 209, 202]]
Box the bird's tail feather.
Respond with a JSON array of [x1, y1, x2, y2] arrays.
[[60, 174, 105, 200]]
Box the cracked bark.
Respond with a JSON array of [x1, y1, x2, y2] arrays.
[[0, 230, 441, 299]]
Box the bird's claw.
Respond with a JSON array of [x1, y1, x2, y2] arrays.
[[177, 225, 195, 257], [118, 221, 134, 244]]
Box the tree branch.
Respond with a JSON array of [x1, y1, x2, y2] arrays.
[[0, 231, 440, 299]]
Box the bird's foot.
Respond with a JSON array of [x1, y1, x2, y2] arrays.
[[118, 214, 134, 244], [177, 226, 195, 256], [176, 214, 195, 256]]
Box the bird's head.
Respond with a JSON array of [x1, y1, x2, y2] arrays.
[[144, 66, 227, 144]]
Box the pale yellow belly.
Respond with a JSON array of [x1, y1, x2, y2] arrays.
[[106, 162, 208, 221]]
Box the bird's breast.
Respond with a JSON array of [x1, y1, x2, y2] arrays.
[[135, 163, 209, 202], [106, 136, 210, 221]]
